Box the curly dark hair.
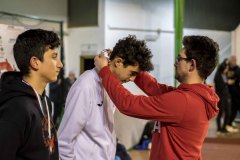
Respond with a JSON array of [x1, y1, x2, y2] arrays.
[[110, 35, 153, 72], [183, 35, 219, 80], [13, 29, 60, 75]]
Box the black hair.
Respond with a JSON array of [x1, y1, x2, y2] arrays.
[[110, 35, 153, 72], [13, 29, 60, 75], [183, 35, 219, 79]]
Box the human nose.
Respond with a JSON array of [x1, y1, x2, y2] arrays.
[[174, 61, 177, 68], [58, 58, 63, 68]]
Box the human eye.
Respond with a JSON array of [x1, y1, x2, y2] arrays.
[[130, 72, 138, 77], [52, 53, 58, 59]]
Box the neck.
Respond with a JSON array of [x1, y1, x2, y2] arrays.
[[183, 77, 204, 84], [23, 75, 47, 95], [109, 64, 114, 72]]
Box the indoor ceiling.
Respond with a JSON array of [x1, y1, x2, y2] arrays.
[[184, 0, 240, 31]]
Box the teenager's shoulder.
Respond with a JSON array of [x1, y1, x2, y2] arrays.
[[2, 95, 36, 109], [0, 95, 38, 125], [75, 69, 100, 84]]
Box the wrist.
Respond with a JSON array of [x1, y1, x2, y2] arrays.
[[99, 66, 110, 77]]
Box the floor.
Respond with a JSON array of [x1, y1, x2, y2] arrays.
[[128, 150, 149, 160], [128, 118, 240, 160]]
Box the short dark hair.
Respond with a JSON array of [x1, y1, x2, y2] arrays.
[[13, 29, 60, 75], [110, 35, 153, 72], [183, 35, 219, 80]]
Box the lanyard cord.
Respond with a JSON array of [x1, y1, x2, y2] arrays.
[[22, 80, 51, 139]]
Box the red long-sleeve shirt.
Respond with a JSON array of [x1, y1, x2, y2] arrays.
[[99, 67, 219, 160]]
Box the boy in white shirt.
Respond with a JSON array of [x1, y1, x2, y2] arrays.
[[58, 35, 153, 160]]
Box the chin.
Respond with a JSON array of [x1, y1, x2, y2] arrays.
[[175, 76, 181, 83], [50, 77, 58, 83]]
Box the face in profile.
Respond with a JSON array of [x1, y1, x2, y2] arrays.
[[38, 48, 63, 83], [174, 49, 190, 83], [110, 58, 140, 83]]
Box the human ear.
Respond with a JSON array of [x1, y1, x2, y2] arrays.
[[189, 59, 196, 72], [29, 56, 39, 70], [114, 57, 124, 67]]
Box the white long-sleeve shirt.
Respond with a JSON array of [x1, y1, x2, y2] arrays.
[[58, 68, 116, 160]]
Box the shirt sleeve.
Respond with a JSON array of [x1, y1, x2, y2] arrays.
[[99, 67, 186, 123], [58, 79, 93, 160], [134, 71, 176, 96]]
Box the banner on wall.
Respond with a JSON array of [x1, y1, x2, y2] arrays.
[[0, 24, 26, 76]]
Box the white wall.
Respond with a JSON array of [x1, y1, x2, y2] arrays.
[[105, 0, 175, 86], [65, 0, 105, 76], [232, 24, 240, 64], [104, 0, 175, 149], [65, 26, 105, 76]]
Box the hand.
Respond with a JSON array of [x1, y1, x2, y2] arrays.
[[101, 48, 112, 58], [94, 53, 109, 72]]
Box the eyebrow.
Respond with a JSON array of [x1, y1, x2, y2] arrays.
[[53, 51, 58, 55]]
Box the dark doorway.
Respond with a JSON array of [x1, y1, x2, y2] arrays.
[[80, 55, 95, 74]]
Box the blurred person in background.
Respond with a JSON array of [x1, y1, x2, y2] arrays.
[[63, 70, 76, 103], [226, 55, 240, 133], [214, 58, 232, 134], [49, 75, 63, 127]]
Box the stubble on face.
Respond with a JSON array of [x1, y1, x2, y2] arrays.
[[175, 72, 183, 83], [174, 63, 186, 84]]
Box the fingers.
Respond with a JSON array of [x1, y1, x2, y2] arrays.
[[101, 48, 112, 58], [94, 53, 109, 72], [94, 53, 108, 63], [106, 48, 112, 53]]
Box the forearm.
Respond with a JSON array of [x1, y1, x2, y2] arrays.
[[99, 67, 185, 122], [134, 71, 175, 96]]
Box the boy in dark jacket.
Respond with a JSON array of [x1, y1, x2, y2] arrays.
[[0, 29, 63, 160]]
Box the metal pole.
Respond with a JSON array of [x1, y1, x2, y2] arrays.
[[60, 21, 65, 79], [174, 0, 184, 86], [0, 11, 62, 24]]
